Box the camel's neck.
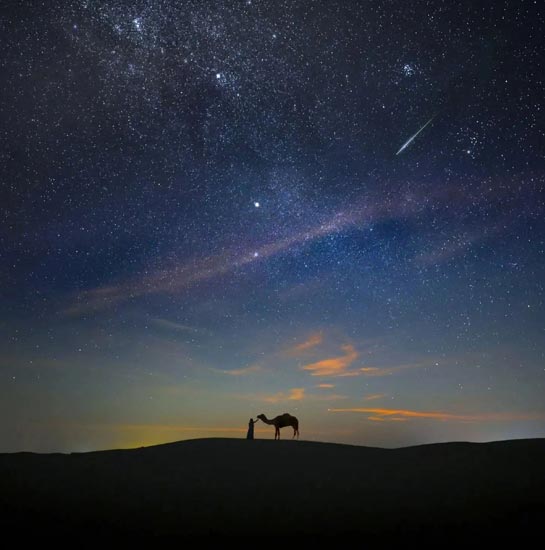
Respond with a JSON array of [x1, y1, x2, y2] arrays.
[[260, 416, 274, 425]]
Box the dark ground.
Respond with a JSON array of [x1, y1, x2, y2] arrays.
[[0, 438, 544, 536]]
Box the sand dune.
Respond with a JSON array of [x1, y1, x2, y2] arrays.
[[1, 438, 544, 535]]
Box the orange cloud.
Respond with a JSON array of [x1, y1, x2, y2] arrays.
[[360, 367, 381, 375], [262, 388, 305, 403], [328, 407, 543, 422], [363, 393, 386, 401], [302, 344, 359, 376], [287, 333, 323, 355], [316, 383, 335, 388], [212, 365, 262, 376], [359, 363, 428, 377]]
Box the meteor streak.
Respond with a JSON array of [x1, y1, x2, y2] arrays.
[[396, 115, 435, 155]]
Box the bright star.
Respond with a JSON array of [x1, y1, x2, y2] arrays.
[[254, 201, 260, 208]]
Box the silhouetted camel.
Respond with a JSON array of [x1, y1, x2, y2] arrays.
[[257, 413, 299, 440]]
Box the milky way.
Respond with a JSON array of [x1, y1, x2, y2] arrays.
[[1, 1, 544, 451]]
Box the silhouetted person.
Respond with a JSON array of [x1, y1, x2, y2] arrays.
[[247, 418, 258, 440]]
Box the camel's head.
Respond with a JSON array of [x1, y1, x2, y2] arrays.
[[257, 414, 266, 421]]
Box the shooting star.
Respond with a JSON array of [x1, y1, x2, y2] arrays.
[[396, 115, 436, 155]]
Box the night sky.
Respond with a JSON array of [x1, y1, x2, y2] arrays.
[[2, 1, 544, 452]]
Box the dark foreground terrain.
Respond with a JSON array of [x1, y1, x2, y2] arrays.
[[1, 438, 544, 535]]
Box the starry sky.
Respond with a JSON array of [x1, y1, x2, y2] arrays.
[[1, 0, 544, 452]]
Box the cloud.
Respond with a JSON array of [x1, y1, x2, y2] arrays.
[[61, 209, 374, 316], [414, 231, 484, 266], [211, 365, 262, 376], [59, 182, 515, 317], [363, 393, 386, 401], [286, 332, 323, 355], [360, 368, 384, 376], [301, 347, 429, 379], [328, 407, 544, 422], [251, 388, 347, 403], [358, 363, 429, 377], [262, 388, 306, 403], [60, 190, 442, 317], [316, 383, 335, 388], [414, 225, 505, 268], [302, 344, 359, 376], [367, 416, 407, 422], [151, 318, 199, 332]]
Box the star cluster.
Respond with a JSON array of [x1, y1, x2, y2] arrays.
[[1, 1, 544, 451]]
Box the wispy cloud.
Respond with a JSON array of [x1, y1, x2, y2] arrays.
[[61, 191, 440, 316], [300, 346, 429, 379], [328, 407, 544, 422], [367, 416, 407, 422], [262, 387, 306, 403], [302, 344, 359, 376], [414, 223, 507, 268], [249, 388, 347, 403], [61, 209, 371, 316], [286, 332, 323, 355], [316, 383, 335, 388], [211, 365, 262, 376], [414, 231, 484, 267], [358, 363, 429, 377], [60, 182, 516, 317], [363, 393, 386, 401], [151, 318, 199, 333]]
